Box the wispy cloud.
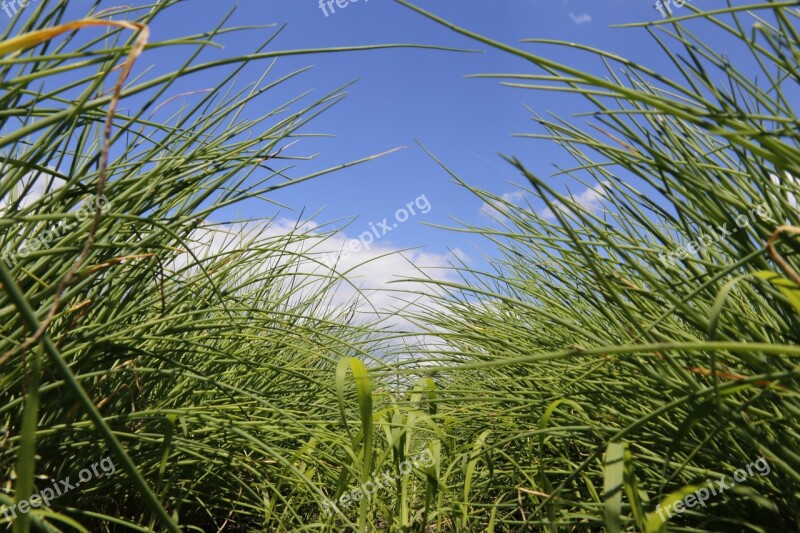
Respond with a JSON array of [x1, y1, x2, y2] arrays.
[[479, 190, 526, 220], [569, 12, 592, 25], [541, 182, 609, 220]]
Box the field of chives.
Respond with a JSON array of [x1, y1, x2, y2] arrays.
[[1, 1, 799, 531]]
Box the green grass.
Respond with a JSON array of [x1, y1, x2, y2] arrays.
[[388, 1, 800, 531], [1, 0, 799, 531]]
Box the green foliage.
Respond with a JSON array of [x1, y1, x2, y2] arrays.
[[0, 1, 434, 530], [396, 1, 800, 530], [1, 0, 799, 531]]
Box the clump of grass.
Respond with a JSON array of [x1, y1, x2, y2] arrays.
[[394, 1, 800, 531], [3, 0, 799, 531], [0, 1, 442, 530]]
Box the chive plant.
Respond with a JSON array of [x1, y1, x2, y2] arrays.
[[391, 1, 800, 531], [2, 0, 799, 531], [0, 1, 438, 530]]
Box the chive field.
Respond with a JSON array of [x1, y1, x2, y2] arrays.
[[1, 1, 799, 531]]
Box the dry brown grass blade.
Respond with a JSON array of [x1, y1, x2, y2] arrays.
[[364, 146, 411, 160], [684, 366, 786, 389], [56, 299, 93, 349], [0, 19, 149, 366], [767, 225, 800, 285], [518, 487, 559, 524], [77, 253, 158, 277], [588, 123, 640, 156]]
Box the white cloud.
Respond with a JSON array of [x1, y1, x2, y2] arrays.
[[541, 181, 609, 220], [769, 171, 798, 211], [1, 168, 462, 359], [569, 12, 592, 25], [479, 190, 526, 220], [0, 168, 461, 339], [0, 168, 63, 214], [176, 217, 465, 337]]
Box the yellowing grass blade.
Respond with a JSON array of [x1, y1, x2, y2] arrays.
[[645, 485, 704, 533], [0, 19, 146, 56], [753, 270, 800, 314]]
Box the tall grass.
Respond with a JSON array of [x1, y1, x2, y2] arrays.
[[390, 1, 800, 531], [2, 0, 799, 531], [0, 1, 443, 530]]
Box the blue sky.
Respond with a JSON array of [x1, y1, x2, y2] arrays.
[[99, 0, 731, 268], [8, 0, 754, 292]]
